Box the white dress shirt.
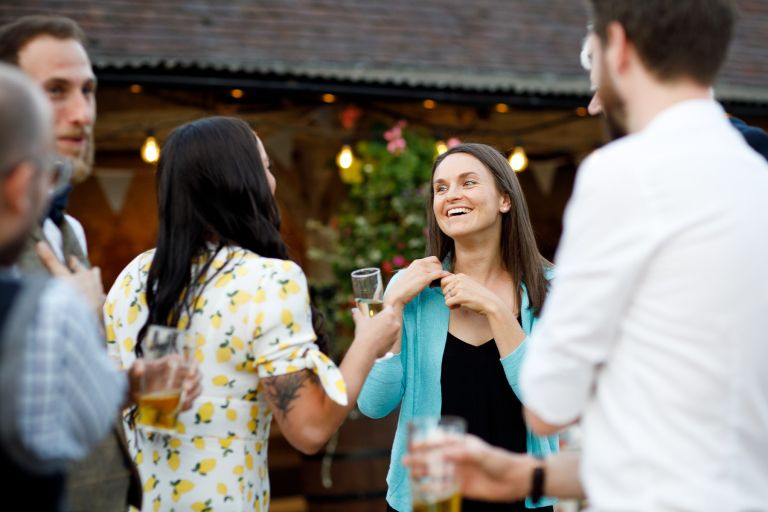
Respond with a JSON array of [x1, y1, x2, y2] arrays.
[[42, 214, 88, 262], [521, 100, 768, 511]]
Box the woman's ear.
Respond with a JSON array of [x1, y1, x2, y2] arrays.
[[500, 193, 512, 213]]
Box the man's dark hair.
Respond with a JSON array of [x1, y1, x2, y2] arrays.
[[0, 15, 86, 65], [586, 0, 736, 85]]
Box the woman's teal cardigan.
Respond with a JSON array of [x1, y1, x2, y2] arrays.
[[358, 270, 558, 511]]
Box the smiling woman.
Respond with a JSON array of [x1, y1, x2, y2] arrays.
[[358, 143, 558, 512]]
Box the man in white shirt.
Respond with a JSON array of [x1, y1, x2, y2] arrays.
[[518, 0, 768, 510], [407, 2, 768, 509]]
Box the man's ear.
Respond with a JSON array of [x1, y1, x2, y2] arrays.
[[1, 161, 35, 215], [605, 21, 631, 75]]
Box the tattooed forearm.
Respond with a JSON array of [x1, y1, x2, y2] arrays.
[[263, 370, 320, 418]]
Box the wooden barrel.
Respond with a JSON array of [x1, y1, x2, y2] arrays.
[[301, 408, 398, 512]]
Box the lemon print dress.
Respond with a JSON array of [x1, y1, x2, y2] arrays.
[[105, 246, 347, 512]]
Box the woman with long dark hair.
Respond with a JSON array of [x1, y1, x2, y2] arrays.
[[358, 143, 558, 512], [105, 116, 400, 511]]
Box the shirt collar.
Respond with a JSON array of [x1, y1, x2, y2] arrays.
[[641, 98, 725, 137]]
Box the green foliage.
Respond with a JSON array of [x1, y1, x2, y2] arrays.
[[308, 123, 440, 357]]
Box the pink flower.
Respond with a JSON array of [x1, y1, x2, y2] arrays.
[[384, 126, 402, 141], [384, 120, 408, 141], [447, 137, 462, 148], [387, 137, 407, 154], [392, 255, 406, 267]]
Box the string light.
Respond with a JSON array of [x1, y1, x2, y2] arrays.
[[435, 140, 448, 155], [336, 144, 354, 169], [322, 93, 337, 103], [508, 146, 528, 173], [141, 132, 160, 164], [495, 103, 510, 113], [230, 89, 244, 99], [422, 99, 437, 109]]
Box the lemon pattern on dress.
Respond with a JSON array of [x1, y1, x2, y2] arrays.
[[106, 246, 347, 511]]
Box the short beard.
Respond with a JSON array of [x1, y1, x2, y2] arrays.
[[597, 57, 629, 142], [602, 111, 628, 142], [70, 129, 95, 184]]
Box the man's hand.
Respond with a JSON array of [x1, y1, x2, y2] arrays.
[[36, 241, 105, 318], [404, 433, 536, 502]]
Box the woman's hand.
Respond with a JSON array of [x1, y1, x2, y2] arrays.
[[384, 256, 451, 310], [124, 356, 202, 410], [442, 274, 525, 357], [441, 273, 506, 316], [351, 305, 402, 358]]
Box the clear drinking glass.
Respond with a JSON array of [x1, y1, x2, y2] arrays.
[[407, 415, 466, 512], [351, 267, 384, 317], [136, 325, 189, 431]]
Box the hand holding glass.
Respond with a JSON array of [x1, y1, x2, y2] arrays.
[[136, 326, 191, 431], [408, 416, 466, 512], [351, 267, 384, 317]]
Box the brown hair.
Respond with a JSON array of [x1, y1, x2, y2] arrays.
[[427, 143, 550, 314], [0, 15, 86, 65], [586, 0, 735, 86]]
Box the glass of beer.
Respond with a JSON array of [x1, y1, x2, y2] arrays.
[[408, 416, 466, 512], [351, 267, 384, 317], [137, 325, 189, 431]]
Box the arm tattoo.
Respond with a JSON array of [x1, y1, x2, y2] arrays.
[[263, 370, 320, 419]]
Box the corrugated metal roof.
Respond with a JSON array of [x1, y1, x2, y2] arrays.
[[3, 0, 767, 103]]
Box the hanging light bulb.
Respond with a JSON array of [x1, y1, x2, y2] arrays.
[[336, 144, 354, 169], [141, 132, 160, 164], [494, 103, 510, 114], [508, 146, 528, 173], [435, 140, 448, 155]]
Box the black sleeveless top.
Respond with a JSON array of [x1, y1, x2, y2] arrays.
[[440, 330, 540, 512]]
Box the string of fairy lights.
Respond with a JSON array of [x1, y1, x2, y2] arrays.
[[136, 86, 589, 173], [334, 140, 528, 173]]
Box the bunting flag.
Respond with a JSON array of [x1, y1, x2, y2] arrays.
[[95, 168, 134, 214], [263, 128, 296, 169], [531, 160, 559, 196]]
